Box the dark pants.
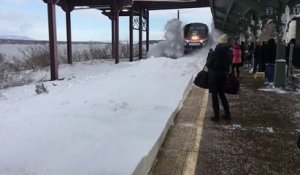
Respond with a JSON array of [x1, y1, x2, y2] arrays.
[[265, 64, 275, 82], [231, 64, 240, 78], [211, 86, 230, 118], [259, 61, 265, 72]]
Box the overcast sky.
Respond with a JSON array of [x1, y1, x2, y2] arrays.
[[0, 0, 212, 41]]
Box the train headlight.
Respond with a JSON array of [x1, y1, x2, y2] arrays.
[[191, 36, 199, 40], [184, 40, 189, 46]]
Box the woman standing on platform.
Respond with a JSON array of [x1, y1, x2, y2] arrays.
[[206, 34, 231, 122], [231, 43, 242, 78]]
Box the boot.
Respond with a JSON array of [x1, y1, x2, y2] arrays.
[[223, 111, 231, 120], [210, 116, 220, 123], [211, 111, 220, 123]]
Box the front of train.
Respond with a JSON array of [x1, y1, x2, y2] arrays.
[[183, 23, 208, 53]]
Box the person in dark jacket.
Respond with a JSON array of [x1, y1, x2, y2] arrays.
[[240, 41, 246, 67], [206, 34, 231, 122], [264, 38, 277, 84], [253, 41, 263, 74], [246, 42, 254, 69], [231, 43, 242, 78], [260, 41, 267, 72]]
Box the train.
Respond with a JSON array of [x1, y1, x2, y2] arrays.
[[183, 23, 209, 53]]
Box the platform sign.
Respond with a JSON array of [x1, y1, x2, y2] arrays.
[[266, 7, 273, 16]]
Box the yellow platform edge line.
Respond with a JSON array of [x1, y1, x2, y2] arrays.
[[182, 89, 209, 175]]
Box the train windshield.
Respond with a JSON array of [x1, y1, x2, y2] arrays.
[[184, 24, 208, 38]]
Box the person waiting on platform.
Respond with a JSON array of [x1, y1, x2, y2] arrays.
[[264, 38, 277, 85], [253, 41, 263, 74], [231, 42, 242, 78], [246, 42, 254, 69], [206, 34, 231, 122]]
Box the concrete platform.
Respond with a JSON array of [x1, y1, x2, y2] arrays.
[[149, 67, 300, 175], [148, 85, 208, 175]]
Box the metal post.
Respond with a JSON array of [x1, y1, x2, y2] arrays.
[[47, 1, 58, 80], [146, 9, 149, 52], [139, 9, 143, 60], [274, 1, 287, 87], [296, 18, 300, 54], [276, 1, 286, 60], [288, 44, 294, 77], [111, 13, 115, 60], [66, 10, 72, 64], [129, 8, 133, 62], [115, 7, 120, 64]]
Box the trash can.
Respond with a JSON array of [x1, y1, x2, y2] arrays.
[[274, 59, 286, 88]]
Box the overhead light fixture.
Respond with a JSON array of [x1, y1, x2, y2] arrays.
[[74, 6, 90, 10]]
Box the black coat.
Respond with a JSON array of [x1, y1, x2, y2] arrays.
[[254, 45, 263, 62], [206, 44, 231, 90], [264, 39, 277, 64]]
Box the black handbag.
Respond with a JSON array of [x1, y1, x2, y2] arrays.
[[223, 73, 240, 94], [194, 66, 208, 89]]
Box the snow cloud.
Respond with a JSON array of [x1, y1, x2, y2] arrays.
[[147, 19, 184, 59]]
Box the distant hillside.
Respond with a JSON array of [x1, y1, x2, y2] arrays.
[[0, 35, 33, 40], [0, 39, 110, 45], [143, 40, 163, 45], [0, 39, 163, 45]]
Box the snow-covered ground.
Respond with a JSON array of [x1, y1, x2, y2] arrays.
[[7, 18, 295, 175], [0, 48, 208, 175], [0, 18, 211, 175]]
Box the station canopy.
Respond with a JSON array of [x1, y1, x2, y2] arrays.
[[211, 0, 299, 34], [55, 0, 209, 11]]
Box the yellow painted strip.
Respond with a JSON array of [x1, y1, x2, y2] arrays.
[[182, 89, 209, 175]]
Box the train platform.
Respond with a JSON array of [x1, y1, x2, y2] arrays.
[[149, 67, 300, 175]]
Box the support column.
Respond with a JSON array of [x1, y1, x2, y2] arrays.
[[295, 18, 300, 61], [276, 1, 286, 60], [114, 7, 120, 64], [146, 10, 149, 52], [256, 19, 262, 42], [274, 1, 288, 87], [251, 17, 257, 44], [47, 1, 59, 80], [129, 8, 133, 62], [139, 9, 143, 60], [111, 13, 115, 60], [66, 10, 72, 64]]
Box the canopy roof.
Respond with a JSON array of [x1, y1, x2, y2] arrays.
[[211, 0, 299, 34], [53, 0, 209, 11]]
